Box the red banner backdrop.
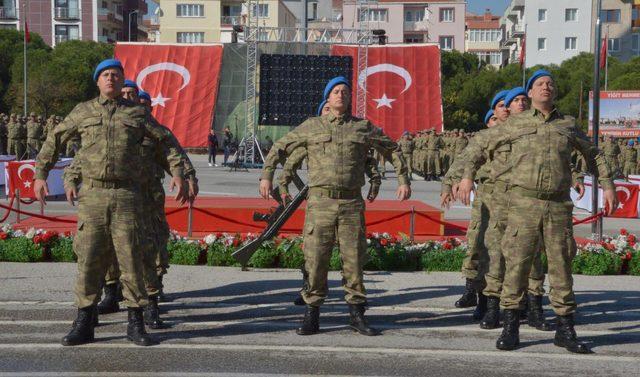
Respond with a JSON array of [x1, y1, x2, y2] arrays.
[[613, 183, 639, 218], [331, 44, 443, 140], [114, 43, 224, 148]]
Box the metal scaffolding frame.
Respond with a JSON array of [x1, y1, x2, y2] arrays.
[[241, 0, 374, 166]]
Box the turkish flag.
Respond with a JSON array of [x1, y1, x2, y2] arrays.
[[611, 183, 639, 218], [519, 38, 526, 67], [331, 44, 443, 140], [7, 161, 36, 199], [114, 43, 224, 148], [600, 36, 608, 70]]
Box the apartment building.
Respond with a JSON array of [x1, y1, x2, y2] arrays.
[[157, 0, 297, 44], [499, 0, 524, 66], [0, 0, 147, 46], [342, 0, 465, 50], [599, 0, 640, 62], [465, 9, 502, 67]]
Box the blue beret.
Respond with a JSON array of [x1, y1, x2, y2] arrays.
[[525, 69, 552, 93], [93, 59, 124, 81], [317, 100, 327, 116], [490, 90, 510, 110], [138, 90, 151, 101], [504, 87, 527, 108], [323, 76, 351, 100], [484, 110, 495, 125], [123, 79, 138, 90], [629, 140, 635, 146]]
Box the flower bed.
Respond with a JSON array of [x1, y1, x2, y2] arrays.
[[0, 224, 639, 275]]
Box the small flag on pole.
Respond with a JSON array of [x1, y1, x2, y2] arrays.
[[24, 21, 30, 43], [599, 34, 608, 69], [519, 38, 526, 67]]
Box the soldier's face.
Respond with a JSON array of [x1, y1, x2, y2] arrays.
[[321, 104, 331, 115], [494, 100, 510, 121], [327, 84, 351, 114], [121, 87, 139, 102], [97, 68, 124, 99], [487, 116, 498, 127], [509, 95, 529, 114], [528, 76, 556, 104]]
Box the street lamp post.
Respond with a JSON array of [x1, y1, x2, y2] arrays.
[[128, 10, 139, 42]]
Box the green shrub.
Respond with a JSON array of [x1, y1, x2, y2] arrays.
[[628, 252, 640, 276], [572, 252, 623, 275], [329, 247, 342, 270], [279, 240, 305, 269], [363, 247, 384, 270], [380, 245, 418, 271], [168, 241, 201, 265], [0, 238, 43, 262], [421, 248, 466, 272], [207, 243, 239, 267], [50, 238, 76, 262], [248, 241, 280, 268]]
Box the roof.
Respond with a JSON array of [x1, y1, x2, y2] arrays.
[[465, 11, 500, 29]]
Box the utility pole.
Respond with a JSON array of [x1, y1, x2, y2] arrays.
[[591, 0, 603, 239]]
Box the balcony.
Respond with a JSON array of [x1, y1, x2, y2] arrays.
[[404, 21, 427, 32], [54, 6, 80, 20], [98, 8, 123, 26], [0, 7, 16, 19], [221, 15, 243, 26]]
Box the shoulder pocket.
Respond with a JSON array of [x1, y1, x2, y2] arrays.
[[311, 134, 331, 144]]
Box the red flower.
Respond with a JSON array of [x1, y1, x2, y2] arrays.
[[443, 242, 453, 250], [0, 232, 7, 240], [216, 232, 223, 238], [390, 236, 397, 244], [232, 238, 240, 247], [624, 252, 632, 260], [628, 234, 636, 243], [33, 235, 42, 244], [620, 228, 628, 236], [64, 231, 72, 237], [366, 233, 373, 239], [380, 238, 388, 247]]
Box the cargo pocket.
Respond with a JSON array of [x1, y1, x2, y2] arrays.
[[305, 223, 315, 235]]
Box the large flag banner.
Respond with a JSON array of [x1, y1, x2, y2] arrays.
[[331, 44, 443, 140], [114, 43, 223, 148], [5, 159, 72, 199], [588, 91, 640, 138]]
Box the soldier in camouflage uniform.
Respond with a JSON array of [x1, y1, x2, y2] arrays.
[[34, 59, 188, 347], [8, 113, 27, 160], [456, 70, 617, 353], [0, 114, 7, 155], [398, 131, 414, 178], [260, 77, 410, 336], [425, 129, 442, 181], [27, 112, 44, 158], [602, 135, 621, 178], [413, 131, 425, 178], [453, 130, 468, 164], [280, 100, 383, 306], [622, 140, 637, 177]]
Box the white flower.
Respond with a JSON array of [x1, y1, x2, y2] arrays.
[[13, 230, 24, 237], [25, 228, 36, 239], [203, 234, 217, 245], [2, 223, 13, 233]]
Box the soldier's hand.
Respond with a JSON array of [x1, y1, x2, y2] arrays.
[[281, 193, 292, 205], [259, 179, 272, 199], [65, 185, 78, 206], [440, 192, 454, 209], [603, 188, 618, 216], [169, 176, 188, 205], [396, 184, 411, 201], [451, 183, 460, 197], [457, 178, 474, 206], [188, 178, 199, 204], [573, 181, 585, 200], [34, 179, 49, 205], [367, 183, 380, 203]]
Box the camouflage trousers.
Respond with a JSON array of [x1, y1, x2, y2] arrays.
[[499, 189, 577, 316], [461, 184, 490, 288], [301, 192, 367, 306], [413, 151, 424, 175], [441, 152, 451, 175], [8, 138, 26, 160], [104, 181, 167, 296], [605, 155, 620, 176], [402, 153, 413, 176], [73, 185, 148, 309], [151, 180, 170, 276], [27, 138, 42, 157], [482, 182, 545, 299], [623, 162, 637, 177], [425, 151, 441, 176]]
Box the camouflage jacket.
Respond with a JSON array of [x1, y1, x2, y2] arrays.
[[261, 112, 409, 190], [7, 121, 26, 139], [27, 120, 43, 140], [461, 108, 614, 193], [454, 137, 468, 156], [622, 146, 637, 166], [426, 134, 442, 151], [398, 138, 414, 155], [37, 95, 184, 182], [602, 140, 620, 157]]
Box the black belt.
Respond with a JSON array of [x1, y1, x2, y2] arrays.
[[309, 187, 361, 200]]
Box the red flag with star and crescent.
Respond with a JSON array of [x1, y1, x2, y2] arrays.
[[114, 43, 223, 148], [611, 183, 638, 218], [331, 44, 443, 139]]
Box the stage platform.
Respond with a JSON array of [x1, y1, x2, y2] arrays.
[[10, 196, 458, 241]]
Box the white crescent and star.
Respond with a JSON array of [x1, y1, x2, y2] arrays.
[[135, 62, 191, 107], [616, 186, 631, 209], [17, 164, 35, 189], [358, 64, 413, 109]]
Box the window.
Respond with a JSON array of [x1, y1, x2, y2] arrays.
[[177, 32, 204, 43], [440, 8, 454, 22], [565, 8, 578, 21], [600, 9, 621, 23], [633, 34, 640, 51], [359, 8, 388, 22], [252, 4, 269, 18], [222, 5, 242, 16], [608, 38, 620, 51], [565, 37, 577, 50], [101, 1, 107, 9], [538, 37, 546, 50], [538, 9, 547, 22], [55, 25, 79, 43], [176, 4, 204, 17], [439, 36, 454, 50], [468, 29, 502, 42], [475, 51, 502, 65], [404, 35, 424, 43], [310, 3, 317, 20], [405, 9, 425, 22]]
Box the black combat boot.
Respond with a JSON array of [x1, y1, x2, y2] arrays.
[[527, 294, 552, 331], [455, 279, 478, 308], [97, 283, 120, 314], [92, 305, 99, 327], [473, 293, 488, 320], [554, 314, 592, 354], [143, 295, 164, 329], [127, 308, 156, 346], [348, 304, 380, 336], [61, 306, 95, 346], [480, 296, 500, 329], [296, 305, 320, 335], [519, 296, 528, 320], [496, 309, 520, 351], [293, 295, 306, 306], [158, 275, 167, 302]]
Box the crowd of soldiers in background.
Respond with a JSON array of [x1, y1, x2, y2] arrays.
[[0, 112, 80, 160], [582, 135, 640, 178]]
